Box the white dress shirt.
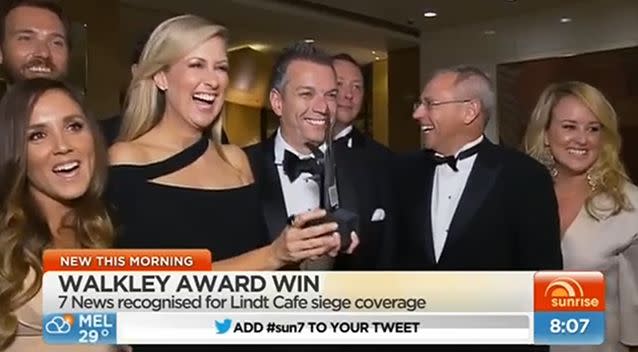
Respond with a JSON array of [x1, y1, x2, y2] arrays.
[[274, 129, 325, 217], [431, 135, 484, 262], [334, 125, 354, 148]]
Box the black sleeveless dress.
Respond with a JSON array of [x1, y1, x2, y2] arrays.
[[107, 136, 269, 257], [106, 136, 270, 351]]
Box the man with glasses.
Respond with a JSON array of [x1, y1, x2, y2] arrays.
[[395, 66, 562, 351]]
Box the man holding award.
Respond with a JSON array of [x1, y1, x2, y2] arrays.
[[245, 42, 385, 270]]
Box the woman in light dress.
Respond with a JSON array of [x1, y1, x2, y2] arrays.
[[524, 81, 637, 352]]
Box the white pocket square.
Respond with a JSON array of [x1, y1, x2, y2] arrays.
[[371, 208, 386, 222]]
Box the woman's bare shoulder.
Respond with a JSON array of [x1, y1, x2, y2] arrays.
[[220, 144, 254, 183], [108, 141, 155, 166]]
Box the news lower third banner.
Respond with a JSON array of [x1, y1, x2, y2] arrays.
[[41, 249, 605, 345]]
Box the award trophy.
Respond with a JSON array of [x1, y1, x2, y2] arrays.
[[305, 118, 359, 252]]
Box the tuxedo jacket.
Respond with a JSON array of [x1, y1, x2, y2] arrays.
[[393, 138, 562, 352], [244, 129, 396, 270], [395, 137, 563, 270]]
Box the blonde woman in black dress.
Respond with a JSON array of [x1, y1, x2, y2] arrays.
[[107, 14, 355, 278]]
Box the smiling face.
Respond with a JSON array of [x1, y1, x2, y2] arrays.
[[545, 95, 602, 176], [0, 5, 69, 82], [413, 72, 473, 155], [153, 35, 229, 131], [333, 59, 363, 127], [270, 60, 338, 152], [27, 89, 95, 205]]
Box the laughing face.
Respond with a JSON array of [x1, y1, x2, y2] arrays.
[[545, 95, 602, 176], [413, 71, 471, 155], [0, 5, 69, 82], [26, 89, 95, 204], [270, 60, 337, 152], [153, 35, 229, 131]]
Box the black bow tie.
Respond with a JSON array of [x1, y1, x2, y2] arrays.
[[282, 150, 321, 182], [428, 143, 481, 172]]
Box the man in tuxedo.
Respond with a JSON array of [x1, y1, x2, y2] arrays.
[[245, 42, 392, 270], [330, 53, 396, 269], [0, 0, 69, 83], [395, 66, 562, 351]]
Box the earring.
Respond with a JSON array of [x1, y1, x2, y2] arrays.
[[586, 170, 599, 192], [540, 147, 558, 178]]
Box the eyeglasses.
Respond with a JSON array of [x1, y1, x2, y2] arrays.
[[412, 98, 472, 112]]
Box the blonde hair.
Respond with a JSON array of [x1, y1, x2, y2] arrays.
[[523, 81, 632, 220], [119, 14, 227, 144]]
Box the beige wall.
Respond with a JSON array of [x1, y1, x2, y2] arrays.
[[419, 0, 638, 142]]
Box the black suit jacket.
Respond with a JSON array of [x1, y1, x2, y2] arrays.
[[394, 138, 562, 352], [244, 129, 396, 270]]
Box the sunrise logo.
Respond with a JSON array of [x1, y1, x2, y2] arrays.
[[544, 277, 584, 298], [535, 272, 604, 311], [546, 276, 599, 308]]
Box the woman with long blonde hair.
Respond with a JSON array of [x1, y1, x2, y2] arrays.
[[0, 79, 115, 351], [107, 14, 354, 277], [524, 81, 637, 352]]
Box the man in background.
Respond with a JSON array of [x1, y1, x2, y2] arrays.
[[0, 0, 69, 83], [331, 53, 396, 269]]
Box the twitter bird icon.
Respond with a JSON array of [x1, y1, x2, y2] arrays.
[[215, 318, 232, 334]]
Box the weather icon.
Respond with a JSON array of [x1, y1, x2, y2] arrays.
[[215, 318, 232, 334], [45, 314, 74, 335]]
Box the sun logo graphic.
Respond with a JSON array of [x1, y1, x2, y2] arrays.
[[534, 272, 605, 312], [545, 277, 584, 298]]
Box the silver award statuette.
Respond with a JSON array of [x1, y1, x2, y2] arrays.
[[305, 118, 358, 252]]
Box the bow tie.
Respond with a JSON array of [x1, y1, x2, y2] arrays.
[[282, 150, 321, 182], [428, 143, 481, 172]]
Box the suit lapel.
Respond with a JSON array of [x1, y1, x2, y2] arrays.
[[440, 139, 501, 259], [348, 128, 366, 150], [334, 140, 360, 216], [260, 136, 288, 240], [420, 155, 437, 265], [404, 150, 437, 265]]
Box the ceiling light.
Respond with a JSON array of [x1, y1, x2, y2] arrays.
[[247, 44, 269, 51], [371, 50, 376, 55], [560, 17, 572, 23], [423, 11, 437, 18], [304, 38, 315, 43]]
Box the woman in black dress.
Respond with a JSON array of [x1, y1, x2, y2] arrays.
[[107, 14, 350, 272]]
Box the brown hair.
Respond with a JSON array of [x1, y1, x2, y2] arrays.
[[0, 0, 71, 47], [0, 78, 113, 348]]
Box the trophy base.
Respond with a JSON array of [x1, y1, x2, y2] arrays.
[[307, 208, 358, 252]]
